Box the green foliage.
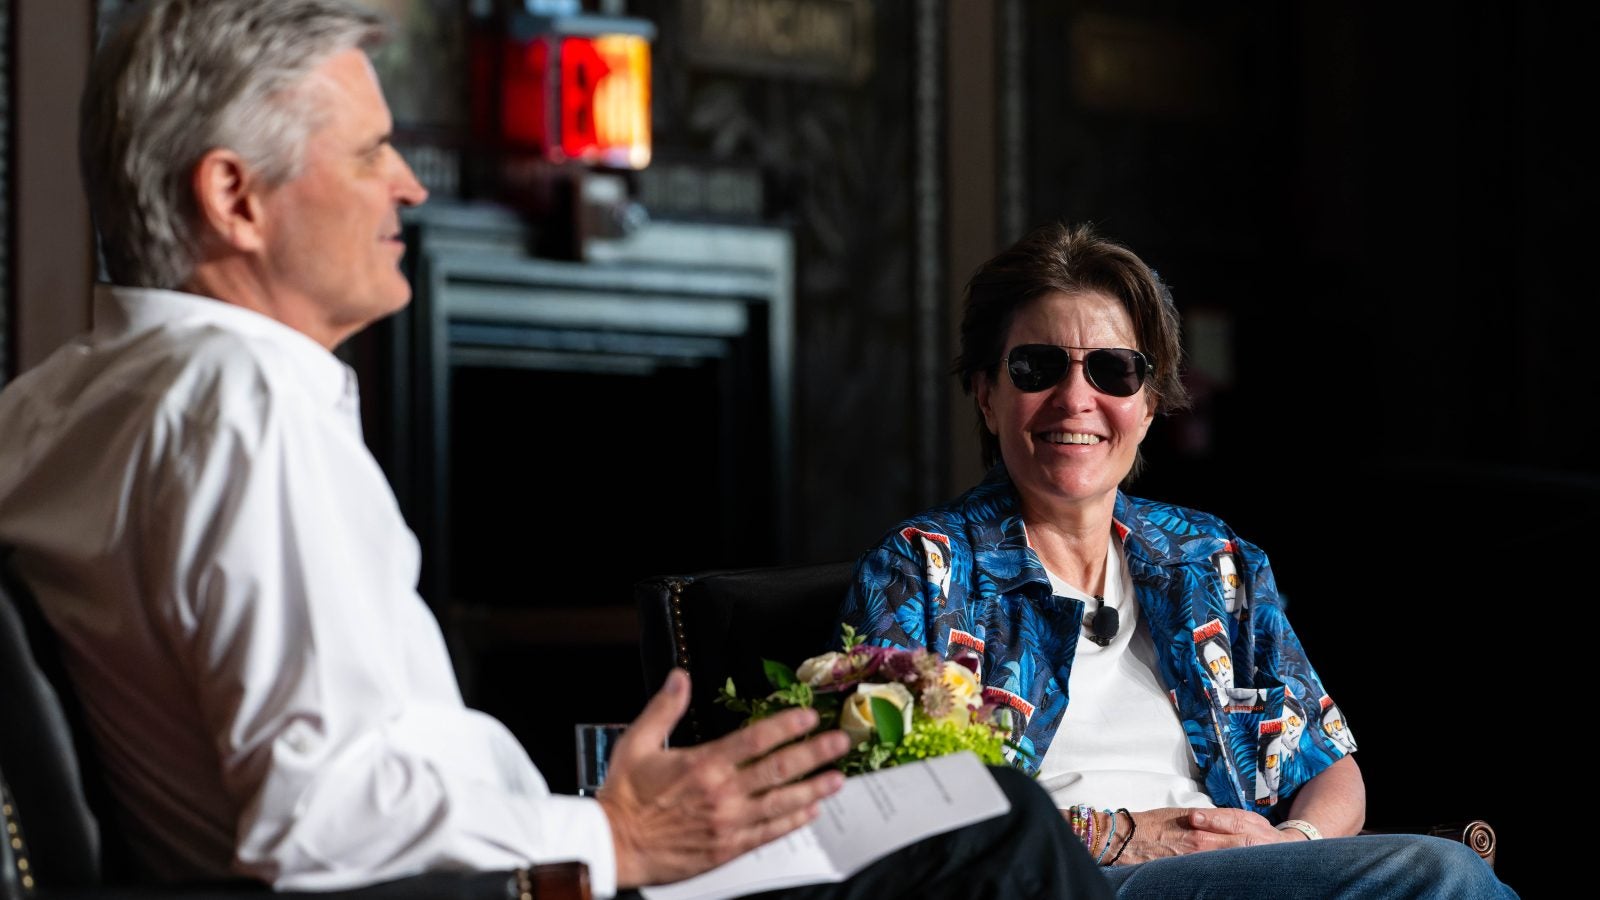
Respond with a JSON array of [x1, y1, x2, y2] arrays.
[[763, 659, 797, 689], [870, 695, 905, 744], [890, 716, 1008, 767]]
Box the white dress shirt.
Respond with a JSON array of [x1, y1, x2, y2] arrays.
[[0, 287, 618, 895]]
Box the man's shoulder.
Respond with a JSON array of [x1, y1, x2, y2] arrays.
[[24, 317, 296, 438], [127, 321, 296, 431]]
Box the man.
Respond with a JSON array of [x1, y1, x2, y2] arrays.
[[0, 1, 1104, 896]]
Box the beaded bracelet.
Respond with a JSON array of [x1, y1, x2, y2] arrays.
[[1105, 808, 1135, 866], [1070, 803, 1097, 853], [1095, 808, 1118, 864]]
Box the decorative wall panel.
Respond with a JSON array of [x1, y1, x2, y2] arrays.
[[633, 0, 946, 561]]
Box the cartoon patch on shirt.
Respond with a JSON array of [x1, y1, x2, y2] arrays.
[[1214, 542, 1246, 615], [901, 527, 953, 605], [1195, 618, 1265, 712], [1280, 693, 1307, 761], [1257, 718, 1284, 806], [947, 627, 984, 679], [982, 686, 1035, 724], [1194, 618, 1235, 699], [1319, 695, 1357, 754]]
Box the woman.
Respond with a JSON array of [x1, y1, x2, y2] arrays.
[[838, 223, 1513, 897]]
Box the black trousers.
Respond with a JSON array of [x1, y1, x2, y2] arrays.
[[757, 766, 1110, 900]]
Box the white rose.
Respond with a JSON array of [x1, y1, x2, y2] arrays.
[[839, 682, 915, 745], [795, 651, 847, 686]]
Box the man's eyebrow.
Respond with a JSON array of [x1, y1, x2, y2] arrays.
[[362, 132, 394, 153]]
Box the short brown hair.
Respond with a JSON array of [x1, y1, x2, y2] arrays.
[[954, 222, 1190, 475]]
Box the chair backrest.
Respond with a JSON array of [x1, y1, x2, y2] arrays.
[[0, 548, 103, 889], [636, 561, 855, 746]]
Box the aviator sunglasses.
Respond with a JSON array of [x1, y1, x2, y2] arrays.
[[1002, 344, 1152, 397]]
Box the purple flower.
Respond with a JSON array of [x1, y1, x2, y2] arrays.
[[879, 648, 925, 685]]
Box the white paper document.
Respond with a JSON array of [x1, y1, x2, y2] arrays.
[[640, 752, 1011, 900]]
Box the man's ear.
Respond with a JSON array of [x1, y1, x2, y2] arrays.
[[191, 148, 267, 253]]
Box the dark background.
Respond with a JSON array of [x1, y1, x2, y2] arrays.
[[1024, 4, 1593, 893]]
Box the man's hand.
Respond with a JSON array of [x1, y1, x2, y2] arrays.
[[597, 669, 850, 888], [1113, 807, 1296, 865]]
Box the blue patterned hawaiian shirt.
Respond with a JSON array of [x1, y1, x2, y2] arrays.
[[836, 465, 1357, 814]]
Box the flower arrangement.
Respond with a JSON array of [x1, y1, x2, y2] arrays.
[[717, 625, 1019, 774]]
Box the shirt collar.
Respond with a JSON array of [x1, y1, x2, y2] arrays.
[[93, 284, 358, 413], [966, 464, 1175, 595]]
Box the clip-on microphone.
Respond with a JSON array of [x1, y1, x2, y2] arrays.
[[1085, 596, 1119, 647]]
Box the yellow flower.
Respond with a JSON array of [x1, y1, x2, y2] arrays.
[[941, 661, 981, 711], [839, 682, 914, 745]]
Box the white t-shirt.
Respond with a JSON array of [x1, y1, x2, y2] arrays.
[[1035, 538, 1216, 812], [0, 287, 618, 895]]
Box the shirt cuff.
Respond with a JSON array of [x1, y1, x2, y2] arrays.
[[534, 794, 618, 899]]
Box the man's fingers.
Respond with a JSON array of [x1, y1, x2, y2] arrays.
[[709, 705, 823, 765], [738, 730, 850, 792], [714, 803, 825, 865], [752, 768, 846, 820], [621, 669, 691, 758]]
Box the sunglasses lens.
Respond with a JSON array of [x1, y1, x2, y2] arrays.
[[1084, 349, 1147, 397], [1006, 345, 1070, 392]]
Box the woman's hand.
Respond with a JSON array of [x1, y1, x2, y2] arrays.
[[1111, 807, 1297, 865]]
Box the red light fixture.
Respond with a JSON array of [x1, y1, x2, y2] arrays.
[[500, 16, 653, 170]]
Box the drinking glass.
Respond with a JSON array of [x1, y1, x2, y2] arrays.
[[574, 723, 628, 797]]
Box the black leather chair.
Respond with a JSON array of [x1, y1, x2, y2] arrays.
[[635, 561, 1497, 869], [635, 561, 856, 748], [0, 548, 589, 899]]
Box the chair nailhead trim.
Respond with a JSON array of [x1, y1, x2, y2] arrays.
[[667, 578, 703, 743], [4, 787, 36, 894]]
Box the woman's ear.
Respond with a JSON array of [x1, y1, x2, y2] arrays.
[[974, 374, 999, 434], [190, 148, 266, 253]]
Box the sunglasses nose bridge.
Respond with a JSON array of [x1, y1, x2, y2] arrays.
[[1053, 354, 1103, 402]]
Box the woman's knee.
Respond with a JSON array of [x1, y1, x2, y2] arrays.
[[1387, 834, 1489, 870], [1363, 834, 1505, 896]]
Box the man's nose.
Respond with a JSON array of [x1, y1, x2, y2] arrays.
[[392, 151, 428, 207]]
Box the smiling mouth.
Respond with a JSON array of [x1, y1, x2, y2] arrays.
[[1040, 432, 1102, 445]]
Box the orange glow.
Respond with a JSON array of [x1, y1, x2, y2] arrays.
[[500, 32, 651, 169], [555, 34, 652, 168]]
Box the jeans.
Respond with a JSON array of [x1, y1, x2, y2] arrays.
[[1100, 833, 1518, 899]]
